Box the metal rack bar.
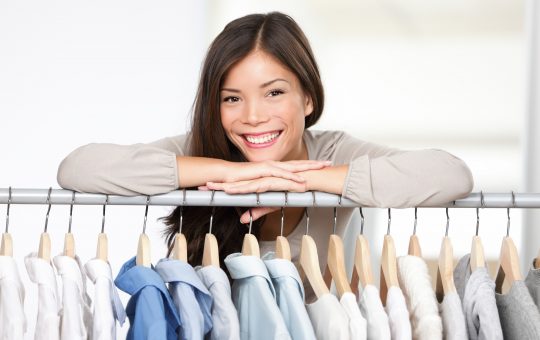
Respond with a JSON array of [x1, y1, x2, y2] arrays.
[[1, 188, 540, 208]]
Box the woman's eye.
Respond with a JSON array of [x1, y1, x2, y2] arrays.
[[268, 89, 284, 97], [223, 96, 240, 103]]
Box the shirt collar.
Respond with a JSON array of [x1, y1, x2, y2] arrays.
[[262, 251, 305, 299], [155, 258, 211, 296], [53, 254, 86, 296], [195, 265, 231, 293], [0, 255, 25, 297], [24, 252, 58, 298], [224, 253, 276, 297]]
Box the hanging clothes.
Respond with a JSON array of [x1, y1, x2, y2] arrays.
[[25, 253, 60, 340], [224, 253, 291, 340], [396, 255, 443, 340], [0, 255, 26, 339], [84, 258, 126, 340], [114, 257, 181, 340], [195, 265, 240, 340], [358, 284, 390, 340], [384, 286, 412, 340], [155, 257, 213, 340], [305, 293, 349, 340], [525, 259, 540, 311], [438, 292, 467, 340], [53, 255, 93, 340], [453, 254, 503, 340], [340, 292, 367, 339], [262, 252, 316, 340], [495, 280, 540, 339]]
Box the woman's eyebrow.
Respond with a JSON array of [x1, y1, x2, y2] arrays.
[[260, 78, 289, 88]]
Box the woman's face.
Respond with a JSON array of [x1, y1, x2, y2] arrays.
[[220, 50, 313, 162]]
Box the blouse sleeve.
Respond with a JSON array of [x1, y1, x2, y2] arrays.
[[56, 135, 189, 196], [331, 132, 474, 208]]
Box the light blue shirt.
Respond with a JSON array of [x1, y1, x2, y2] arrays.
[[262, 252, 316, 340], [155, 258, 213, 340], [224, 253, 291, 340], [114, 257, 181, 340]]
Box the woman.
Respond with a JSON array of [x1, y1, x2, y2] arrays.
[[57, 12, 474, 269]]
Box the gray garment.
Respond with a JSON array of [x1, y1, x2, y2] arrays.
[[496, 280, 540, 340], [57, 130, 473, 208], [525, 259, 540, 312], [453, 254, 503, 340], [438, 292, 468, 340]]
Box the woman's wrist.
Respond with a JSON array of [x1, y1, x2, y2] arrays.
[[299, 164, 349, 195]]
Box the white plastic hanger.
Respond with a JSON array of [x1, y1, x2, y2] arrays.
[[495, 192, 522, 294], [0, 187, 13, 257], [38, 187, 53, 262], [299, 192, 330, 299], [324, 197, 352, 298], [172, 189, 188, 261], [96, 195, 109, 262], [275, 193, 291, 260], [435, 208, 457, 302], [63, 191, 76, 258], [350, 207, 374, 295], [136, 196, 151, 267], [408, 208, 422, 257], [202, 191, 220, 267], [380, 208, 399, 305]]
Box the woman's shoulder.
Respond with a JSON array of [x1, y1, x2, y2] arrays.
[[304, 129, 350, 159]]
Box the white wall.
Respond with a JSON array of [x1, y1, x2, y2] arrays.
[[0, 1, 531, 338]]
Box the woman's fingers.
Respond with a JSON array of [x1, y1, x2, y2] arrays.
[[206, 177, 308, 194], [273, 160, 332, 173], [240, 206, 280, 223], [225, 160, 330, 183]]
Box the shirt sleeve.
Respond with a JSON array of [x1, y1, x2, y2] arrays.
[[331, 132, 474, 208], [56, 135, 189, 196]]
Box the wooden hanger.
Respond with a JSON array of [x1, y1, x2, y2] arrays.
[[172, 192, 188, 261], [324, 205, 352, 298], [535, 249, 540, 270], [470, 205, 485, 271], [495, 195, 522, 293], [408, 208, 422, 257], [38, 188, 53, 261], [435, 209, 456, 302], [63, 191, 76, 258], [136, 196, 151, 267], [1, 187, 13, 257], [350, 208, 374, 295], [299, 204, 330, 299], [380, 209, 399, 305], [202, 194, 220, 267], [275, 199, 291, 260], [96, 195, 109, 261], [241, 209, 260, 257]]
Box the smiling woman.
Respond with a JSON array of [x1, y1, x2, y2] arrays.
[[56, 12, 474, 269]]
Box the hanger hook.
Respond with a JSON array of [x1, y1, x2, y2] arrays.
[[386, 208, 391, 235], [445, 207, 450, 237], [280, 192, 288, 237], [5, 186, 11, 234], [68, 191, 75, 233], [209, 190, 216, 234], [476, 191, 485, 236], [179, 189, 186, 234], [43, 187, 53, 233], [413, 207, 418, 235], [101, 195, 108, 233], [256, 192, 260, 206], [333, 195, 341, 235], [142, 195, 150, 234], [248, 209, 253, 234], [359, 207, 365, 235], [507, 190, 515, 237]]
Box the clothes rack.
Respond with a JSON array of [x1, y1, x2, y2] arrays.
[[1, 188, 539, 208]]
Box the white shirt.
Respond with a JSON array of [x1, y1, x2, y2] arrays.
[[0, 256, 26, 339], [340, 292, 367, 339], [305, 293, 350, 340], [195, 265, 240, 340], [25, 252, 60, 340], [358, 284, 390, 340], [85, 258, 126, 340], [385, 287, 412, 340], [53, 255, 93, 340]]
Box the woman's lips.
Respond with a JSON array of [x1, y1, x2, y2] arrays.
[[242, 130, 282, 148]]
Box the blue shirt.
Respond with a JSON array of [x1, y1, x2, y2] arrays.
[[155, 258, 213, 340], [262, 252, 316, 340], [114, 257, 181, 340], [224, 253, 291, 340]]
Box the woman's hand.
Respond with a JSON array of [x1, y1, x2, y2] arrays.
[[221, 159, 332, 183]]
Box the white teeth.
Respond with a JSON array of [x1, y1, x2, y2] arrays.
[[245, 132, 280, 144]]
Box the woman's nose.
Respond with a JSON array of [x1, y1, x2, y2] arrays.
[[242, 100, 270, 125]]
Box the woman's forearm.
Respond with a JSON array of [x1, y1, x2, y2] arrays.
[[300, 165, 349, 195], [176, 156, 229, 188]]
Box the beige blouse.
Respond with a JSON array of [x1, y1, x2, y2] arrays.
[[56, 129, 474, 268]]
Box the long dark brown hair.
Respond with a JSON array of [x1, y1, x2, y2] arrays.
[[160, 12, 324, 268]]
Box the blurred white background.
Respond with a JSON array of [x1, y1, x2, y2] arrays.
[[0, 0, 537, 338]]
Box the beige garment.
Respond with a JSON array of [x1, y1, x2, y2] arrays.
[[57, 130, 473, 270]]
